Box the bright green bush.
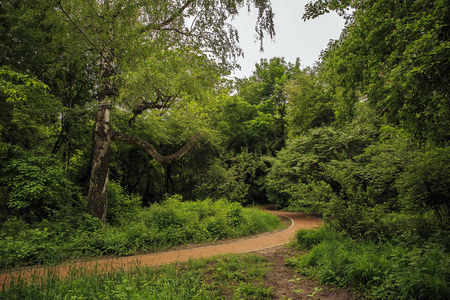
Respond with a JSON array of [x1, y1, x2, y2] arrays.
[[265, 124, 376, 210], [294, 225, 342, 250], [106, 180, 141, 225], [0, 196, 282, 269], [285, 179, 335, 214]]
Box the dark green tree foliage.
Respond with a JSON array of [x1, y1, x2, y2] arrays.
[[0, 1, 98, 223], [1, 155, 80, 223], [265, 106, 377, 210], [212, 58, 300, 204], [307, 0, 450, 144], [397, 147, 450, 224], [0, 68, 59, 154], [0, 68, 83, 223], [285, 67, 335, 136], [221, 57, 300, 154]]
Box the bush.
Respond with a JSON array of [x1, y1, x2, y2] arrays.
[[107, 180, 141, 225], [265, 125, 376, 209], [397, 147, 450, 225], [0, 154, 81, 222], [0, 196, 283, 268], [286, 180, 335, 214], [294, 225, 341, 250]]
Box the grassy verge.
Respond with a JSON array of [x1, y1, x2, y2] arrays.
[[286, 226, 450, 299], [1, 253, 274, 299], [0, 197, 283, 269]]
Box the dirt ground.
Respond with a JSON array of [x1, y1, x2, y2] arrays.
[[256, 246, 368, 300]]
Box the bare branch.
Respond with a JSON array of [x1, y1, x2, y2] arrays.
[[129, 101, 166, 125], [140, 0, 195, 33], [128, 89, 181, 125]]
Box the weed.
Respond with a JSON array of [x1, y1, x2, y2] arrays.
[[1, 253, 275, 299], [233, 283, 273, 299], [307, 287, 322, 298]]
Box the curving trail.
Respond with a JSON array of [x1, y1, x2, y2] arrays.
[[0, 210, 322, 290]]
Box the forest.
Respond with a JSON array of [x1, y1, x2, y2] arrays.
[[0, 0, 449, 299]]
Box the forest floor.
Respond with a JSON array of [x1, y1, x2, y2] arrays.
[[256, 245, 367, 299], [0, 209, 367, 299]]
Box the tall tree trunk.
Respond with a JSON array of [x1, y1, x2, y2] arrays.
[[87, 102, 112, 227]]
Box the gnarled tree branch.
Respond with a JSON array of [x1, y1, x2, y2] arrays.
[[128, 89, 181, 125], [112, 131, 202, 164]]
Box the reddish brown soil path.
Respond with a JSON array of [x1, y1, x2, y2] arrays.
[[0, 210, 322, 290]]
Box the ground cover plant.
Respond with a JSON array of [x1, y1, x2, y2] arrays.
[[0, 196, 282, 269], [1, 253, 274, 300], [287, 226, 450, 299]]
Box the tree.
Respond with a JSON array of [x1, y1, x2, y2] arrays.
[[305, 0, 450, 144], [285, 67, 335, 136], [219, 57, 299, 154], [56, 0, 275, 226]]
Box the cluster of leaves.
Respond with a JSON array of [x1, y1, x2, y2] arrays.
[[265, 106, 377, 213], [267, 111, 450, 238], [0, 195, 282, 268], [288, 226, 450, 299], [0, 154, 82, 223], [311, 0, 450, 144]]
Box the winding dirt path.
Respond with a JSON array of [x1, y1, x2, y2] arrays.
[[0, 210, 322, 290]]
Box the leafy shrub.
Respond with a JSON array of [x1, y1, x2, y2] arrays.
[[193, 150, 266, 204], [107, 180, 141, 225], [265, 124, 376, 208], [0, 154, 81, 222], [0, 196, 282, 268], [397, 147, 450, 224], [285, 179, 335, 214], [295, 225, 341, 250]]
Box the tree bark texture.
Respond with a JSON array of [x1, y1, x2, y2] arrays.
[[87, 103, 112, 227]]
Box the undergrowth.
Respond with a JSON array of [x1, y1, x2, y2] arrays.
[[0, 196, 282, 269], [1, 253, 273, 299], [287, 225, 450, 299]]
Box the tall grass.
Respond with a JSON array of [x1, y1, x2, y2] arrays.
[[1, 253, 274, 299], [288, 226, 450, 299]]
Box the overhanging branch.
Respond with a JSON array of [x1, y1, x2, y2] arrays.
[[112, 131, 202, 164]]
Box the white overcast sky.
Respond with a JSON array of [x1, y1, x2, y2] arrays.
[[230, 0, 347, 78]]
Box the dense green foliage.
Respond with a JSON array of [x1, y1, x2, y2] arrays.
[[1, 0, 449, 297], [268, 1, 450, 298], [0, 195, 281, 269], [0, 196, 281, 269]]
